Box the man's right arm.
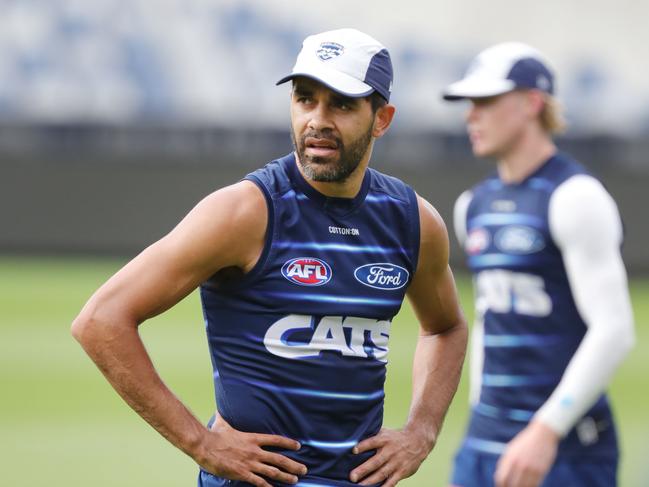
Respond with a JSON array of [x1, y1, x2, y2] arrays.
[[71, 180, 307, 487]]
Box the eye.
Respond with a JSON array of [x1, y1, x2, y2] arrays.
[[333, 99, 354, 111], [294, 92, 314, 105], [474, 96, 498, 107]]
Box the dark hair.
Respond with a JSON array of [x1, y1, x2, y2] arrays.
[[367, 91, 388, 113], [290, 78, 387, 113]]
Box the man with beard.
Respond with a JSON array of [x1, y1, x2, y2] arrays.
[[72, 28, 467, 487]]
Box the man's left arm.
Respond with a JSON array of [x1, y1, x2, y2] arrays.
[[350, 195, 468, 486]]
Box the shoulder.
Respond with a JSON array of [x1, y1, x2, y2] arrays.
[[549, 174, 618, 224], [549, 174, 622, 249], [104, 179, 268, 296], [536, 152, 590, 189], [195, 179, 267, 227], [470, 172, 501, 196], [245, 153, 294, 198], [415, 194, 450, 269], [551, 173, 610, 203], [417, 195, 447, 238], [367, 167, 414, 204], [168, 179, 268, 272]]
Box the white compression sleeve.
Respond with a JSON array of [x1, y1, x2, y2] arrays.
[[535, 175, 635, 436], [453, 190, 483, 405]]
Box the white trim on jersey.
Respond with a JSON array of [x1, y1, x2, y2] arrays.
[[535, 174, 635, 436], [453, 190, 484, 405], [468, 314, 485, 406], [453, 190, 473, 248]]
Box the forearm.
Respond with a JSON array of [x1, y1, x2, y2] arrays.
[[72, 313, 207, 460], [535, 326, 633, 436], [405, 322, 468, 447]]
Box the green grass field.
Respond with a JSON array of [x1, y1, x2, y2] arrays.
[[1, 255, 647, 486]]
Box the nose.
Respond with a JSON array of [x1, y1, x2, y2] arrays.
[[307, 102, 334, 132], [465, 102, 479, 124]]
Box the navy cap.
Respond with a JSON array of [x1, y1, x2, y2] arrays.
[[277, 28, 393, 102], [443, 42, 555, 101]]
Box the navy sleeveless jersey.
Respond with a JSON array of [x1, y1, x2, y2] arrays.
[[460, 153, 618, 459], [198, 153, 420, 486]]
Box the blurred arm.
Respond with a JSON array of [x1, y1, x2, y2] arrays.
[[535, 175, 635, 435]]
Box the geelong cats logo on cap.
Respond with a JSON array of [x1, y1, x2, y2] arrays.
[[317, 42, 344, 61]]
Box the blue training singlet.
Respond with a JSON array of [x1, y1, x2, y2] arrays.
[[459, 152, 618, 460], [198, 153, 420, 486]]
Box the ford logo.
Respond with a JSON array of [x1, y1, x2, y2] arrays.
[[494, 226, 545, 255], [354, 263, 409, 290]]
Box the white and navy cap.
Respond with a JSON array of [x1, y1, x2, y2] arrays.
[[277, 28, 393, 102], [443, 42, 555, 101]]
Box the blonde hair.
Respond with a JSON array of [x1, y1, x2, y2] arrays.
[[540, 94, 567, 135]]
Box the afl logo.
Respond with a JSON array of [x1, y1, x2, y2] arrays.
[[317, 42, 344, 61], [354, 263, 409, 290], [282, 257, 332, 286], [466, 228, 490, 255]]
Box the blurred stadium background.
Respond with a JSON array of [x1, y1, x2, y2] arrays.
[[1, 1, 647, 486]]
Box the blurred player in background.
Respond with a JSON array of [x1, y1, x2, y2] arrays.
[[442, 42, 635, 487], [72, 28, 467, 487]]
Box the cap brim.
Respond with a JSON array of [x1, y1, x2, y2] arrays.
[[442, 76, 516, 101], [276, 64, 374, 98]]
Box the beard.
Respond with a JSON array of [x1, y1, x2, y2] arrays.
[[292, 123, 374, 183]]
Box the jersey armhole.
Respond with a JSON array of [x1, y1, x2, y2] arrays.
[[232, 175, 276, 287], [406, 187, 421, 282]]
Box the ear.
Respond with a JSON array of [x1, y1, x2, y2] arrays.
[[526, 90, 545, 118], [372, 104, 396, 138]]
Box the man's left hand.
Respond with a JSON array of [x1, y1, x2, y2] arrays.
[[349, 427, 432, 486], [494, 420, 560, 487]]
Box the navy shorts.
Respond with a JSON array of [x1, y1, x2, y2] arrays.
[[450, 444, 618, 487], [198, 469, 376, 487], [198, 470, 231, 486]]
